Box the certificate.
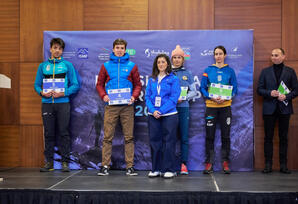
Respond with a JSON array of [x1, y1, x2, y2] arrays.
[[209, 83, 233, 100], [179, 86, 188, 100], [278, 81, 290, 106], [108, 88, 131, 105], [43, 78, 65, 93]]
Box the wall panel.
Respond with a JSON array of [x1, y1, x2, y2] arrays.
[[0, 126, 20, 167], [282, 0, 298, 60], [215, 0, 281, 61], [0, 63, 19, 125], [149, 0, 214, 29], [20, 0, 84, 62], [20, 125, 44, 167], [20, 63, 42, 125], [84, 0, 148, 30], [0, 0, 19, 62]]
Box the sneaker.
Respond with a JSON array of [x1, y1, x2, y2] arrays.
[[126, 167, 138, 176], [203, 163, 213, 174], [223, 161, 231, 174], [62, 162, 70, 172], [163, 172, 176, 179], [97, 165, 109, 176], [148, 171, 161, 178], [180, 163, 189, 175], [40, 162, 54, 172]]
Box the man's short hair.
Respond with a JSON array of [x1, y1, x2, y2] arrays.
[[275, 48, 285, 55], [113, 38, 127, 49], [50, 38, 65, 50]]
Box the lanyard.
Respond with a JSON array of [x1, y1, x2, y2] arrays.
[[157, 75, 166, 95]]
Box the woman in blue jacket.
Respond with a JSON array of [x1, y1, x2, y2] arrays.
[[145, 54, 181, 178]]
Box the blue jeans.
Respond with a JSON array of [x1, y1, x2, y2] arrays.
[[148, 114, 178, 173], [177, 107, 189, 164]]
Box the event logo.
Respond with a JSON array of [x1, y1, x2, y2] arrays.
[[126, 49, 136, 56], [144, 49, 170, 58], [77, 48, 88, 59], [228, 46, 243, 58], [98, 48, 110, 61], [200, 49, 213, 56]]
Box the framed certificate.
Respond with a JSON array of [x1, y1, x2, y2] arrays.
[[43, 78, 65, 93], [108, 88, 131, 105], [209, 83, 233, 100]]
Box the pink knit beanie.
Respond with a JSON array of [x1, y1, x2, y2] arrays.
[[171, 45, 185, 58]]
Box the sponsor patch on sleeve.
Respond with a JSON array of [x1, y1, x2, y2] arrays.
[[203, 73, 208, 77]]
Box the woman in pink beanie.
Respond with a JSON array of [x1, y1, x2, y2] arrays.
[[171, 45, 198, 175]]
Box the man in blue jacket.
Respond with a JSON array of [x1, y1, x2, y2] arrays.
[[257, 48, 297, 174], [34, 38, 80, 172]]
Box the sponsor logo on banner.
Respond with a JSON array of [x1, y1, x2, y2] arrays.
[[63, 51, 76, 59], [77, 48, 88, 59], [144, 49, 169, 58], [200, 49, 213, 56], [126, 49, 136, 56], [181, 47, 191, 60], [98, 48, 110, 61], [228, 47, 243, 58]]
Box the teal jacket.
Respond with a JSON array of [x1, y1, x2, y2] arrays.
[[34, 57, 80, 103]]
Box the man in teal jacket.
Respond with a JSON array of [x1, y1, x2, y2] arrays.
[[34, 38, 80, 172]]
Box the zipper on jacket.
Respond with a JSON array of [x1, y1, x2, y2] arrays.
[[118, 58, 120, 89], [52, 58, 55, 103]]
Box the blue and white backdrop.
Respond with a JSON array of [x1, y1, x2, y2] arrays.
[[43, 30, 254, 171]]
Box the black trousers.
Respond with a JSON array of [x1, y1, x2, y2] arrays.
[[42, 103, 71, 162], [205, 106, 232, 164], [263, 111, 290, 166]]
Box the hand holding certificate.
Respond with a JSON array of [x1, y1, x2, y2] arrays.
[[209, 83, 233, 100], [108, 88, 131, 105], [278, 81, 290, 106]]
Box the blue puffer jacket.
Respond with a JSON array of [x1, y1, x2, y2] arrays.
[[34, 57, 80, 103], [104, 53, 135, 94], [145, 73, 181, 115]]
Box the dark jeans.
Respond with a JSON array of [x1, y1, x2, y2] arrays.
[[263, 112, 290, 166], [205, 106, 232, 164], [148, 114, 178, 173], [177, 107, 189, 164], [42, 103, 70, 162]]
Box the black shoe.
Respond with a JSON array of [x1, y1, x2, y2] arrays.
[[62, 162, 70, 172], [262, 163, 272, 174], [97, 165, 109, 176], [40, 162, 54, 172], [126, 167, 138, 176], [280, 167, 291, 174]]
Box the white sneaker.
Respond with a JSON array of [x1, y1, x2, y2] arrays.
[[148, 171, 160, 178], [163, 172, 176, 178]]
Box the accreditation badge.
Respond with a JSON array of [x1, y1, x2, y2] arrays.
[[155, 96, 161, 107]]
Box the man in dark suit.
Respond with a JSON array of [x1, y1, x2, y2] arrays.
[[257, 48, 297, 174]]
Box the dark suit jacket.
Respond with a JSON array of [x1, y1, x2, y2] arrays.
[[257, 65, 297, 115]]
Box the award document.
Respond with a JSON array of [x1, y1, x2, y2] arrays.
[[209, 83, 233, 100], [108, 88, 131, 105], [43, 78, 65, 93], [278, 81, 290, 106], [179, 86, 188, 100]]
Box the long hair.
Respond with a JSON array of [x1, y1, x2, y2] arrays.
[[151, 54, 172, 79]]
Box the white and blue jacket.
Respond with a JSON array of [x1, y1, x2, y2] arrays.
[[145, 73, 181, 116]]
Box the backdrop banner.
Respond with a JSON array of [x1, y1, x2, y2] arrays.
[[44, 30, 254, 171]]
